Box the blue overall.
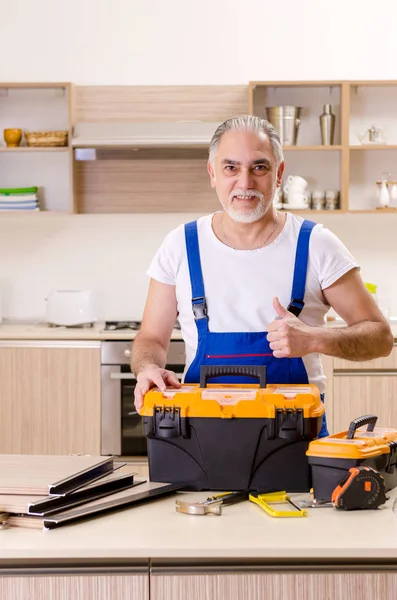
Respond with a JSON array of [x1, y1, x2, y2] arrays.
[[183, 218, 329, 438]]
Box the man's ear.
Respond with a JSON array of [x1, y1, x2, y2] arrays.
[[207, 160, 216, 189], [277, 161, 285, 187]]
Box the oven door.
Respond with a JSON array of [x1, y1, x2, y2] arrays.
[[101, 363, 185, 457], [101, 364, 146, 456]]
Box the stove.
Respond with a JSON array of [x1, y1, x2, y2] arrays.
[[104, 321, 141, 331], [104, 320, 181, 331]]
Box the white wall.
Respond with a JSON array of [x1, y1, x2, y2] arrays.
[[2, 0, 397, 84], [1, 0, 397, 321], [1, 211, 396, 321]]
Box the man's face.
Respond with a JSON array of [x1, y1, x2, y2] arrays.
[[208, 130, 284, 223]]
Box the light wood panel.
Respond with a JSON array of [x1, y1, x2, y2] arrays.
[[0, 574, 148, 600], [151, 572, 397, 600], [75, 149, 219, 213], [0, 346, 101, 455], [340, 82, 350, 210], [73, 85, 248, 123], [333, 374, 397, 431], [334, 345, 397, 370]]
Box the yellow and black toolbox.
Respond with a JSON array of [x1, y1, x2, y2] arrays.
[[307, 414, 397, 501], [140, 366, 324, 491]]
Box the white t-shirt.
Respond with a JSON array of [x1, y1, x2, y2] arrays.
[[147, 212, 359, 394]]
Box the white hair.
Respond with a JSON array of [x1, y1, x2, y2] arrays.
[[208, 115, 284, 167]]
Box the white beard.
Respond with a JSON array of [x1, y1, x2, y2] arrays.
[[226, 189, 270, 224], [227, 201, 268, 223]]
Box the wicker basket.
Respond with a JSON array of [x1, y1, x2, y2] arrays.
[[24, 130, 68, 147]]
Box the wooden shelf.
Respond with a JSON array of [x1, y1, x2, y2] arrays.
[[0, 210, 71, 215], [348, 209, 397, 213], [282, 145, 342, 151], [250, 80, 342, 88], [350, 145, 397, 150], [0, 147, 69, 152], [281, 209, 346, 214], [282, 209, 397, 214], [0, 82, 70, 89]]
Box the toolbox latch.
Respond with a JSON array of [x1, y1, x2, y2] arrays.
[[150, 406, 189, 439], [387, 441, 397, 473], [275, 408, 304, 440]]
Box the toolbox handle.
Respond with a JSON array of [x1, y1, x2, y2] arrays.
[[346, 415, 378, 439], [200, 365, 267, 388]]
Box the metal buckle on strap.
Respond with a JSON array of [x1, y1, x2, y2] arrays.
[[192, 297, 208, 320], [287, 299, 305, 317]]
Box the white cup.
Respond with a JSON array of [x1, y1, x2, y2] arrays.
[[287, 192, 309, 207], [284, 175, 308, 193]]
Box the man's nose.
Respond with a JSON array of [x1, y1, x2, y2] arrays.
[[237, 168, 254, 189]]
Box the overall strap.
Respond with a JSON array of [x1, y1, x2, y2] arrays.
[[288, 220, 317, 317], [184, 221, 209, 334]]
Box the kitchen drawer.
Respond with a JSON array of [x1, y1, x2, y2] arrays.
[[334, 344, 397, 371]]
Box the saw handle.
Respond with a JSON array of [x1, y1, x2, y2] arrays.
[[347, 414, 378, 439], [200, 365, 267, 388]]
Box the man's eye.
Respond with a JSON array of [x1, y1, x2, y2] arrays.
[[225, 165, 236, 172], [254, 165, 267, 171]]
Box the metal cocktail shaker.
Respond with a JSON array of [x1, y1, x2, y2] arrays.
[[319, 104, 335, 145]]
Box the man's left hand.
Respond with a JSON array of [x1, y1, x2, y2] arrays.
[[266, 297, 317, 358]]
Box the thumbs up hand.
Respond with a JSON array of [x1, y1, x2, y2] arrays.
[[273, 296, 292, 320], [266, 297, 317, 358]]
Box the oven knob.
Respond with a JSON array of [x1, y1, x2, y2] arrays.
[[124, 348, 131, 358]]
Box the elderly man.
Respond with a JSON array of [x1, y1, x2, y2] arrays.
[[131, 115, 393, 436]]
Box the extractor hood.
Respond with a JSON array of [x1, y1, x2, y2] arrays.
[[71, 121, 221, 149]]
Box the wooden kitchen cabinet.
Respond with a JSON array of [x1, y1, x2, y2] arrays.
[[333, 374, 397, 432], [150, 571, 397, 600], [0, 573, 148, 600], [332, 344, 397, 432], [0, 341, 101, 455]]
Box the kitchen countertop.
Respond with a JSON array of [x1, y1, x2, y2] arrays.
[[1, 484, 397, 563], [0, 320, 396, 341], [0, 322, 183, 341]]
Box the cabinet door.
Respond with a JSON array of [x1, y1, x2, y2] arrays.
[[0, 573, 148, 600], [150, 571, 397, 600], [0, 342, 101, 455], [333, 374, 397, 432], [333, 345, 397, 371]]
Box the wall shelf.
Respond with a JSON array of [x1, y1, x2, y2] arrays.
[[350, 145, 397, 150], [249, 80, 397, 213], [4, 81, 397, 215], [0, 147, 69, 153], [283, 145, 342, 151], [0, 82, 72, 212]]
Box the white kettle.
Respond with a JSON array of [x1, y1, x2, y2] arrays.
[[45, 289, 96, 326]]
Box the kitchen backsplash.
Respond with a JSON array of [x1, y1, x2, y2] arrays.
[[1, 212, 396, 321]]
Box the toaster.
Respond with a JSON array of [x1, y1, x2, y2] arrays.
[[45, 289, 96, 326]]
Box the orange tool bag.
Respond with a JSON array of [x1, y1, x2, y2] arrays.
[[140, 365, 324, 491], [307, 415, 397, 501]]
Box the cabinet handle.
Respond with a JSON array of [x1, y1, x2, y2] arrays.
[[110, 372, 136, 380], [124, 349, 131, 358], [334, 371, 397, 376]]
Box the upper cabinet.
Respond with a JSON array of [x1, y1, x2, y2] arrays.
[[71, 85, 247, 214], [249, 80, 397, 214], [3, 81, 397, 215], [0, 82, 72, 213]]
